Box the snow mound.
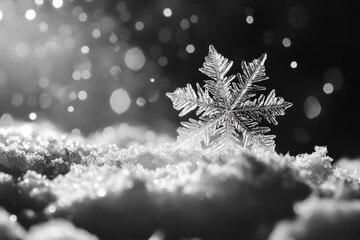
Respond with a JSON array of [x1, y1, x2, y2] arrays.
[[269, 198, 360, 240], [1, 123, 360, 240]]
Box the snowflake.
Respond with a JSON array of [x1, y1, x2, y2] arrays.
[[166, 45, 292, 153]]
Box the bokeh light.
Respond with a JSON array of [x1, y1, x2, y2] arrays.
[[290, 61, 297, 68], [25, 9, 36, 20], [282, 38, 291, 47], [163, 8, 172, 18], [246, 15, 254, 24], [125, 47, 146, 71], [29, 112, 37, 121], [53, 0, 64, 9], [323, 83, 334, 94], [323, 67, 344, 92], [110, 89, 131, 114], [304, 96, 321, 119]]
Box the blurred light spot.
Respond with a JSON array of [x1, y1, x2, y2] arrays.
[[92, 28, 101, 38], [110, 89, 131, 114], [290, 61, 297, 68], [150, 78, 155, 83], [323, 66, 344, 91], [116, 2, 127, 12], [82, 70, 91, 80], [58, 25, 72, 36], [149, 230, 166, 240], [71, 129, 81, 135], [97, 189, 107, 197], [39, 77, 49, 88], [180, 19, 190, 30], [158, 28, 172, 43], [39, 93, 52, 109], [323, 83, 334, 94], [25, 9, 36, 20], [288, 5, 309, 29], [120, 11, 131, 22], [69, 91, 77, 100], [158, 56, 168, 67], [135, 21, 144, 30], [0, 11, 3, 21], [246, 15, 254, 24], [78, 91, 87, 100], [29, 113, 37, 121], [11, 94, 24, 106], [103, 127, 116, 139], [35, 0, 44, 5], [109, 32, 119, 44], [136, 97, 146, 107], [282, 38, 291, 47], [68, 106, 74, 112], [263, 30, 275, 45], [125, 47, 146, 71], [72, 71, 82, 80], [110, 65, 122, 79], [304, 96, 321, 119], [190, 15, 198, 23], [186, 44, 195, 54], [294, 127, 310, 143], [79, 13, 88, 22], [9, 215, 17, 222], [52, 0, 63, 8], [148, 91, 160, 102], [39, 22, 48, 32], [163, 8, 172, 17], [81, 45, 90, 54], [0, 113, 14, 126], [15, 42, 30, 58], [47, 205, 56, 213], [72, 6, 83, 17]]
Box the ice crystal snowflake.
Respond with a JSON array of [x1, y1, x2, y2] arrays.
[[166, 45, 292, 152]]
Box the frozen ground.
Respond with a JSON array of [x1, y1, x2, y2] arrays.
[[1, 122, 360, 240]]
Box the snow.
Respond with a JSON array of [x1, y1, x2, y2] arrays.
[[269, 198, 360, 240], [1, 123, 360, 239]]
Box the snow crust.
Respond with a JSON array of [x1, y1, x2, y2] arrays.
[[0, 123, 360, 240]]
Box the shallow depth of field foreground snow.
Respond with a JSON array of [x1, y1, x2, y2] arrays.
[[1, 123, 360, 240]]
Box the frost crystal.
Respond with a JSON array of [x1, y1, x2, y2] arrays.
[[166, 45, 292, 152]]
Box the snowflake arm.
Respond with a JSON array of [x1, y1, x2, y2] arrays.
[[234, 89, 293, 125], [230, 53, 268, 109], [176, 115, 224, 149], [233, 116, 276, 152], [199, 45, 235, 107], [166, 83, 220, 117]]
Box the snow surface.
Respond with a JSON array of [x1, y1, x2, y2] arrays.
[[1, 123, 360, 240]]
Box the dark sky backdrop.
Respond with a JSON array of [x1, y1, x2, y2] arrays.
[[0, 0, 359, 159]]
